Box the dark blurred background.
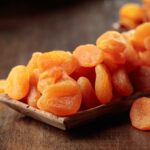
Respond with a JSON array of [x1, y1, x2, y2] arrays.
[[0, 0, 140, 78]]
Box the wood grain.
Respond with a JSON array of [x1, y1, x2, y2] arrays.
[[1, 0, 150, 150]]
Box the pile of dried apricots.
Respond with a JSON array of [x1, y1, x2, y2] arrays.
[[1, 1, 150, 131], [119, 0, 150, 29]]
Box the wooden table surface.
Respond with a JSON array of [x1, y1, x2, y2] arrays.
[[0, 0, 150, 149]]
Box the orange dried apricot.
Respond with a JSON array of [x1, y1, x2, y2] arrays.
[[37, 51, 78, 75], [77, 77, 100, 109], [73, 44, 104, 67], [119, 3, 144, 29], [95, 64, 113, 104], [130, 97, 150, 131], [112, 68, 133, 96], [5, 65, 29, 100], [96, 31, 126, 54], [37, 79, 82, 116]]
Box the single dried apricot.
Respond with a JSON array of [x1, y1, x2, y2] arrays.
[[37, 51, 78, 75], [27, 86, 41, 108], [112, 68, 133, 96], [95, 64, 113, 104], [132, 23, 150, 51], [5, 65, 29, 100], [37, 79, 82, 116], [73, 44, 104, 67], [96, 31, 126, 54], [77, 77, 100, 109], [27, 52, 42, 74], [130, 97, 150, 131], [0, 80, 6, 93], [119, 3, 144, 29]]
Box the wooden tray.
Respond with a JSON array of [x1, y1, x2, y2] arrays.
[[0, 93, 150, 130]]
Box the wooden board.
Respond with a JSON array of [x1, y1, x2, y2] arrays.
[[0, 93, 150, 130]]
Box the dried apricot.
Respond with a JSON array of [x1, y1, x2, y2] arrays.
[[73, 44, 104, 67], [119, 3, 144, 29], [5, 65, 29, 100], [130, 97, 150, 130], [95, 64, 113, 104], [96, 31, 126, 54], [37, 79, 82, 116], [37, 51, 78, 75], [77, 77, 99, 109], [112, 68, 133, 96]]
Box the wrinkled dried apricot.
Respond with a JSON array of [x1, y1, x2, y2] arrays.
[[73, 44, 104, 67], [5, 65, 29, 100], [95, 64, 113, 104], [96, 31, 126, 54], [37, 51, 78, 75], [130, 97, 150, 130], [112, 68, 133, 96], [119, 3, 144, 29], [37, 79, 82, 116], [77, 77, 99, 109]]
